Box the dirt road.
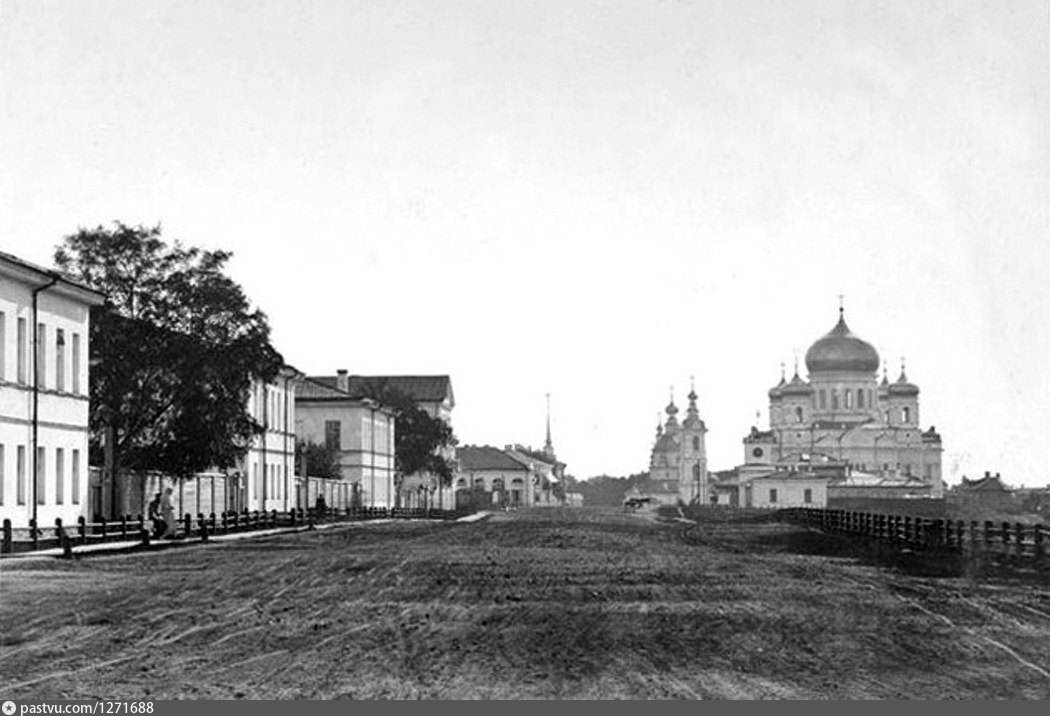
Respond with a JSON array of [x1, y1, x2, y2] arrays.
[[1, 507, 1048, 699]]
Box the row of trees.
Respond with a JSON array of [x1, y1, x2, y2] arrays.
[[55, 222, 455, 487]]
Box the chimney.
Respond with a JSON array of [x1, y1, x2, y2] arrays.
[[336, 369, 348, 392], [984, 471, 991, 479]]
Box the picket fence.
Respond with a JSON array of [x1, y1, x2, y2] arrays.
[[1, 505, 474, 556], [779, 507, 1047, 560]]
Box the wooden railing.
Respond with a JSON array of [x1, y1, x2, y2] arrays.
[[1, 505, 475, 556], [779, 507, 1047, 560]]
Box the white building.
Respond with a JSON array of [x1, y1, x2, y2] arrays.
[[0, 251, 105, 528], [242, 365, 302, 513], [295, 376, 397, 508]]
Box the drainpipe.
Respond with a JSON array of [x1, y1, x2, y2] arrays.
[[370, 403, 376, 508], [260, 382, 269, 512], [31, 277, 59, 529], [282, 372, 293, 513]]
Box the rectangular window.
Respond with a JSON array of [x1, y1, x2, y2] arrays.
[[0, 311, 5, 380], [325, 420, 341, 452], [769, 488, 778, 504], [72, 449, 80, 504], [72, 333, 81, 394], [36, 446, 46, 504], [831, 390, 839, 410], [253, 463, 260, 497], [36, 322, 46, 389], [55, 447, 64, 505], [17, 445, 25, 504], [804, 488, 812, 504], [55, 329, 66, 391], [17, 317, 26, 384], [818, 390, 826, 409]]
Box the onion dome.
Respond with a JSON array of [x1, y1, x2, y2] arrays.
[[889, 362, 919, 396], [805, 309, 880, 374], [768, 364, 786, 400]]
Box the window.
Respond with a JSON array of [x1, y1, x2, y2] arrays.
[[845, 390, 853, 409], [17, 446, 25, 504], [55, 448, 64, 504], [692, 436, 700, 451], [72, 449, 80, 504], [72, 333, 81, 394], [253, 463, 259, 497], [0, 444, 4, 505], [795, 406, 803, 423], [857, 389, 864, 409], [17, 318, 26, 384], [36, 323, 45, 389], [692, 464, 701, 479], [884, 410, 890, 424], [804, 488, 812, 504], [36, 446, 46, 504], [831, 390, 839, 410], [902, 406, 911, 423], [325, 421, 341, 451], [55, 329, 65, 391], [769, 488, 778, 504], [0, 311, 5, 380], [818, 390, 826, 409]]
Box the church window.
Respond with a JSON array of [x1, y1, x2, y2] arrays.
[[692, 464, 700, 479], [819, 390, 826, 409], [692, 436, 700, 451], [845, 391, 853, 409], [868, 390, 873, 407], [902, 406, 911, 423], [795, 407, 803, 423], [884, 410, 891, 424], [831, 390, 839, 410], [752, 447, 764, 458], [857, 389, 864, 409]]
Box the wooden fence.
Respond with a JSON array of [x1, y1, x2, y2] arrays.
[[1, 505, 474, 556], [779, 507, 1047, 560]]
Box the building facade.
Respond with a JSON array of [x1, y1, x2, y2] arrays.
[[0, 251, 105, 528], [295, 376, 397, 508], [242, 365, 301, 513], [646, 382, 708, 505]]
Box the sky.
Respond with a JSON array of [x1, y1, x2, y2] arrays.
[[2, 0, 1048, 486]]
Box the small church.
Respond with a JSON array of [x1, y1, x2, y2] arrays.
[[625, 381, 709, 507]]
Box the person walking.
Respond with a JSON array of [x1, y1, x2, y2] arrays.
[[160, 487, 176, 539]]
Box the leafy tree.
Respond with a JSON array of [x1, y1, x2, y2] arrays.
[[295, 440, 341, 479], [354, 381, 457, 487], [54, 222, 282, 478]]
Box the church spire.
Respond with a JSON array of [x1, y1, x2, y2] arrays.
[[543, 392, 555, 459]]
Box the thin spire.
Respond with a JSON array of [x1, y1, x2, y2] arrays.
[[838, 293, 845, 317], [544, 392, 553, 456]]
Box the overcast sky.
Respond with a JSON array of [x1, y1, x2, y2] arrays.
[[2, 0, 1048, 486]]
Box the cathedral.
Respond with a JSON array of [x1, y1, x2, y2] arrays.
[[642, 381, 709, 505], [738, 305, 944, 499]]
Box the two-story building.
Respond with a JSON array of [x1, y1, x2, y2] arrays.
[[241, 365, 302, 513], [294, 375, 397, 508], [0, 250, 105, 528]]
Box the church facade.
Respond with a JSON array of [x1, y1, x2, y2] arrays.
[[738, 307, 943, 499], [642, 383, 709, 505]]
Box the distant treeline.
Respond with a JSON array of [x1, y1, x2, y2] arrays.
[[571, 473, 650, 506]]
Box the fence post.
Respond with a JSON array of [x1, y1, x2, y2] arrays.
[[271, 509, 278, 528], [55, 519, 72, 559], [141, 526, 150, 547], [30, 518, 38, 551], [77, 516, 87, 545], [198, 513, 209, 543], [137, 514, 145, 536], [943, 519, 953, 549], [984, 521, 994, 548], [222, 511, 229, 533], [1015, 523, 1026, 557], [970, 520, 978, 552], [183, 513, 191, 538], [99, 516, 107, 540], [1035, 525, 1044, 560], [1, 518, 11, 554], [1001, 522, 1011, 554]]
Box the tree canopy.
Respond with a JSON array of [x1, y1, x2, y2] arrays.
[[295, 440, 342, 479], [354, 381, 457, 486], [55, 222, 282, 477]]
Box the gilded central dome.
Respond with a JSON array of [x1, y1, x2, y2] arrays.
[[804, 312, 880, 374]]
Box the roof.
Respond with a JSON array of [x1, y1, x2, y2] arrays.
[[957, 475, 1010, 493], [750, 471, 830, 482], [311, 375, 454, 407], [804, 311, 880, 374], [0, 249, 107, 305], [456, 445, 528, 472], [830, 472, 929, 488], [652, 432, 679, 453]]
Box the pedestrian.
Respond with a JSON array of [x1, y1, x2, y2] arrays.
[[147, 492, 166, 539], [160, 487, 176, 539]]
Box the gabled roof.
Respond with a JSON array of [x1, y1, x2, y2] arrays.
[[0, 249, 106, 305], [957, 475, 1010, 493], [311, 375, 454, 407], [750, 471, 830, 482], [456, 445, 528, 472]]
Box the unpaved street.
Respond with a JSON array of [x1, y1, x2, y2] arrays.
[[1, 508, 1049, 699]]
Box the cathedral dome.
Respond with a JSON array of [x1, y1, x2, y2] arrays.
[[889, 368, 919, 396], [804, 312, 880, 374], [781, 374, 814, 396]]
